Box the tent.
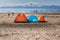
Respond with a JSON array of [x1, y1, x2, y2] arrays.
[[14, 13, 27, 23], [28, 15, 38, 22], [38, 16, 45, 22]]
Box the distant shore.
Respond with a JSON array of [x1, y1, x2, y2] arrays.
[[0, 12, 60, 15]]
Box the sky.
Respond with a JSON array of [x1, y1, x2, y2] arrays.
[[0, 0, 60, 6]]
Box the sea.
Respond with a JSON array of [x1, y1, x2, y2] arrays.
[[0, 6, 60, 12]]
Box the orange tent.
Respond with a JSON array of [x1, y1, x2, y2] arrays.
[[38, 16, 45, 22], [14, 13, 27, 23]]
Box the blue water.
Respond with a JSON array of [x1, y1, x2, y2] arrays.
[[0, 6, 60, 12]]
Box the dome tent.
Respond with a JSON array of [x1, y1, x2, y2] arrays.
[[14, 13, 27, 23], [38, 16, 45, 22], [28, 15, 38, 22]]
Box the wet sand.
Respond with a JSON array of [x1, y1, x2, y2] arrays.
[[0, 13, 60, 40]]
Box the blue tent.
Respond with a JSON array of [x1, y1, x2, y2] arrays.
[[28, 15, 38, 22]]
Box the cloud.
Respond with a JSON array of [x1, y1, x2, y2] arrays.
[[25, 2, 60, 6], [0, 2, 60, 7], [0, 3, 31, 7], [0, 2, 39, 7]]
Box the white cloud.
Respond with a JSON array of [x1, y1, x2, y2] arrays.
[[0, 2, 39, 7], [0, 2, 60, 7]]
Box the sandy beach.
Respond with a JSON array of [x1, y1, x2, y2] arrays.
[[0, 12, 60, 40]]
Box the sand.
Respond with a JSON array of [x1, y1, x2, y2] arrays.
[[0, 13, 60, 40]]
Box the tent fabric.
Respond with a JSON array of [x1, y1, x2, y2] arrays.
[[28, 15, 38, 22], [38, 16, 45, 22], [14, 13, 27, 23]]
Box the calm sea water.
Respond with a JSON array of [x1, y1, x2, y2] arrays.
[[0, 7, 60, 12]]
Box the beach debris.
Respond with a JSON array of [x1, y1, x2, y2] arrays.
[[38, 16, 45, 22], [14, 13, 27, 23], [12, 12, 14, 16], [28, 15, 38, 22], [8, 13, 10, 17]]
